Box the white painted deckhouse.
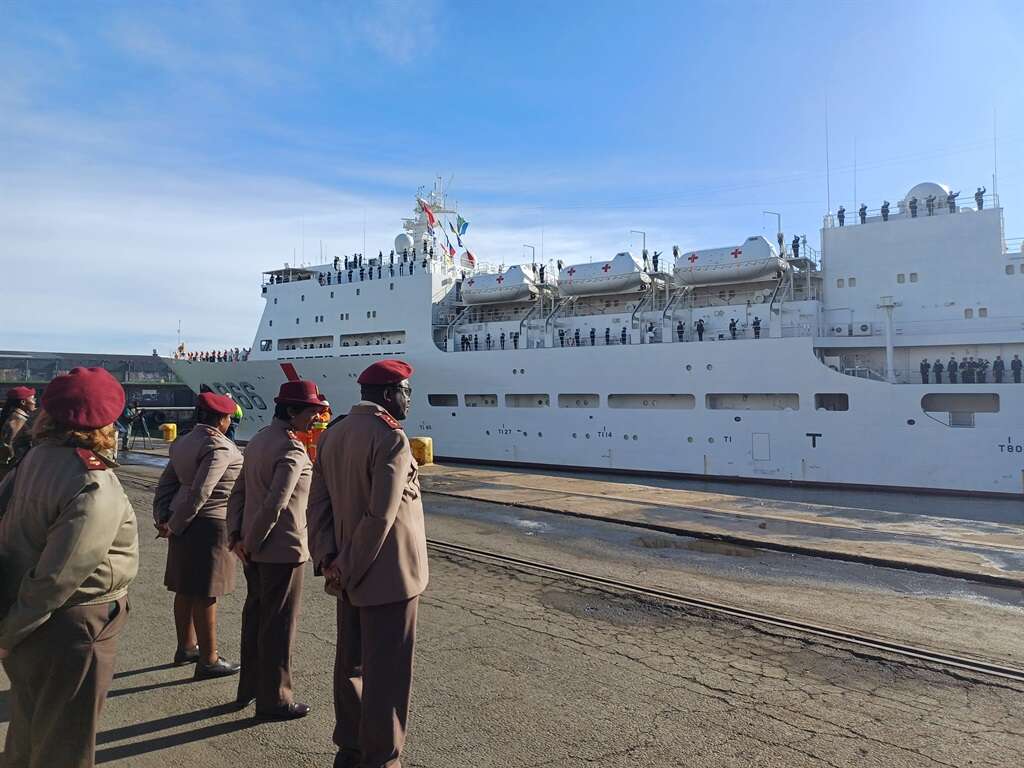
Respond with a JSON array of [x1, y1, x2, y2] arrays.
[[167, 181, 1024, 497]]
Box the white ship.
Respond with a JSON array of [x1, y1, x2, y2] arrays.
[[167, 182, 1024, 497]]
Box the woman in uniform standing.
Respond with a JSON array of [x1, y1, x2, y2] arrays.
[[154, 391, 243, 678], [0, 367, 138, 768], [227, 379, 322, 720]]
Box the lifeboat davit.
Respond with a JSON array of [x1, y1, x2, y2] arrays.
[[674, 236, 789, 287], [558, 252, 650, 297], [461, 265, 538, 304]]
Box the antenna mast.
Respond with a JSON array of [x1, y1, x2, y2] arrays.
[[824, 99, 832, 213]]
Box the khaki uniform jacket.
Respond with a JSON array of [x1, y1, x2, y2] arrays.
[[0, 441, 138, 650], [309, 402, 428, 607], [153, 423, 243, 535], [227, 418, 311, 564], [0, 408, 30, 463]]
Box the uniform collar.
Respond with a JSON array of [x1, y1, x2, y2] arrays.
[[350, 400, 386, 416], [11, 408, 30, 421]]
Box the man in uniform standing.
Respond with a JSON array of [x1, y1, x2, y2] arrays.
[[620, 326, 627, 345], [676, 320, 684, 342], [1012, 354, 1022, 383], [837, 206, 845, 226], [975, 186, 986, 210], [752, 316, 762, 339], [858, 204, 867, 224], [932, 358, 944, 384], [919, 358, 931, 384], [993, 355, 1005, 383], [948, 356, 958, 384], [881, 201, 890, 222], [696, 318, 705, 341], [729, 318, 737, 340], [309, 360, 428, 768]]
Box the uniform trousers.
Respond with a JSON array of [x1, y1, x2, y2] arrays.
[[237, 561, 305, 711], [2, 597, 128, 768], [334, 596, 418, 768]]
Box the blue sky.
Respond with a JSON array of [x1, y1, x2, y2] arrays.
[[3, 1, 1023, 353]]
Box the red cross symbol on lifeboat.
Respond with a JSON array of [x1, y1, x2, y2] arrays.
[[601, 263, 612, 272], [567, 267, 576, 277], [730, 248, 742, 259], [496, 274, 504, 284], [687, 253, 699, 264]]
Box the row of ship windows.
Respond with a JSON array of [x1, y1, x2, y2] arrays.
[[425, 393, 852, 411], [837, 266, 1021, 289], [268, 311, 379, 327], [272, 285, 396, 305]]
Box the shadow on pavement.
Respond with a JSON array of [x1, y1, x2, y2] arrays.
[[112, 663, 178, 680], [107, 677, 194, 698], [96, 703, 257, 763]]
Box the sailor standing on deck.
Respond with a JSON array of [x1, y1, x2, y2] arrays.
[[752, 316, 762, 339], [932, 358, 944, 384], [1012, 354, 1022, 383], [227, 380, 322, 720], [975, 187, 986, 210], [948, 356, 959, 384], [993, 356, 1005, 383], [947, 190, 959, 213], [676, 321, 684, 342], [729, 318, 737, 340], [695, 319, 705, 341], [909, 197, 918, 218], [919, 359, 931, 384], [309, 360, 428, 768], [0, 368, 138, 768], [837, 206, 845, 226], [926, 195, 936, 216], [858, 204, 867, 224], [881, 201, 890, 221]]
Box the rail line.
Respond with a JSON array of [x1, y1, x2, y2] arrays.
[[428, 538, 1024, 685]]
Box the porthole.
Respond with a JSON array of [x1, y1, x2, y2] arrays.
[[512, 369, 517, 375], [708, 437, 715, 443], [451, 412, 456, 417], [632, 435, 638, 441], [907, 419, 916, 425], [623, 434, 629, 440], [685, 364, 692, 371], [706, 364, 713, 371], [519, 368, 525, 374], [734, 416, 741, 422], [585, 433, 590, 439], [687, 436, 694, 443], [538, 432, 543, 437]]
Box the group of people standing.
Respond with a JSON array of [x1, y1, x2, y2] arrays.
[[919, 354, 1021, 384], [837, 187, 986, 226], [180, 348, 251, 363], [0, 359, 428, 768]]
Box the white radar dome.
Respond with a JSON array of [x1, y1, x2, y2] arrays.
[[902, 182, 950, 205], [394, 233, 414, 254]]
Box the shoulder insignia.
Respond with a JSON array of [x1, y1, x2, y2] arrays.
[[375, 411, 402, 430], [75, 448, 108, 471]]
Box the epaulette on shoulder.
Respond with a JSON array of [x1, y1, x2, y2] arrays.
[[375, 411, 402, 430], [75, 448, 109, 471]]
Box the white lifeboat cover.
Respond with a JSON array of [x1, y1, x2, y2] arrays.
[[674, 236, 789, 286], [462, 264, 537, 304], [558, 252, 650, 297]]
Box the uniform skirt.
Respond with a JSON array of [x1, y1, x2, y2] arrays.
[[164, 516, 237, 597]]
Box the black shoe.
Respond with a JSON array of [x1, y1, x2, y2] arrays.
[[333, 749, 360, 768], [173, 645, 200, 666], [193, 657, 241, 680], [255, 702, 310, 721]]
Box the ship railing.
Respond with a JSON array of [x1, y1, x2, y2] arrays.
[[822, 192, 999, 229]]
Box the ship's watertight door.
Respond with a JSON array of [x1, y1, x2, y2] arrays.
[[752, 432, 771, 461]]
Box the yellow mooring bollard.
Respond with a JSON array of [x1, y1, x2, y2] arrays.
[[159, 423, 177, 442], [409, 436, 433, 465]]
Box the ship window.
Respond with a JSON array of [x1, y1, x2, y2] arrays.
[[836, 278, 844, 288], [274, 298, 278, 304], [706, 393, 799, 411], [964, 308, 973, 319], [558, 394, 599, 408], [979, 307, 988, 317], [921, 393, 998, 428], [260, 340, 272, 351], [506, 394, 550, 408], [847, 277, 856, 287], [897, 274, 905, 283], [330, 291, 334, 298], [815, 393, 849, 411], [465, 394, 497, 407], [390, 283, 395, 290], [269, 320, 273, 327], [1007, 265, 1015, 275], [909, 272, 918, 283], [428, 394, 458, 407], [608, 394, 695, 410], [356, 289, 360, 295], [301, 295, 305, 301], [296, 318, 300, 324], [366, 311, 371, 318]]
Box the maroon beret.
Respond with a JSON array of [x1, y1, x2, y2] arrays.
[[7, 386, 36, 401], [42, 367, 126, 429], [274, 379, 323, 407], [357, 359, 414, 386], [197, 392, 237, 416]]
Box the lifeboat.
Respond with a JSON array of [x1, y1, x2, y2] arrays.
[[558, 252, 650, 297], [461, 265, 538, 305], [674, 236, 789, 286]]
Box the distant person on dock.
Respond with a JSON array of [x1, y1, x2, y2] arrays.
[[696, 318, 705, 341], [1012, 354, 1022, 383], [919, 359, 931, 384], [837, 206, 845, 226], [308, 360, 427, 768], [926, 195, 936, 216], [752, 316, 762, 339], [153, 392, 242, 681], [880, 201, 890, 222], [993, 356, 1005, 383], [975, 187, 986, 210], [858, 203, 867, 224], [932, 358, 944, 384], [947, 190, 959, 213], [947, 357, 959, 384], [0, 368, 137, 768]]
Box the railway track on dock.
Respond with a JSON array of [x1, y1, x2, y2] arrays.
[[428, 538, 1024, 685]]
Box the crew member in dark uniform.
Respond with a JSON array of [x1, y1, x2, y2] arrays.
[[500, 332, 506, 350], [858, 204, 867, 224], [695, 319, 705, 341], [791, 236, 800, 257], [729, 318, 737, 340], [908, 197, 918, 218], [947, 356, 958, 384], [604, 328, 610, 345], [676, 321, 684, 341], [975, 186, 986, 210], [919, 358, 931, 384], [947, 190, 959, 213], [881, 201, 890, 222], [620, 327, 627, 345], [573, 328, 580, 347], [837, 206, 845, 226], [932, 358, 944, 383], [963, 357, 975, 383], [977, 358, 989, 383], [559, 329, 566, 347], [589, 328, 596, 346], [926, 195, 936, 216], [992, 355, 1005, 383], [1012, 354, 1023, 383], [752, 316, 762, 339]]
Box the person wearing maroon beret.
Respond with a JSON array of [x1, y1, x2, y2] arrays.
[[308, 359, 426, 768], [152, 390, 244, 679], [227, 378, 324, 720], [0, 367, 138, 768], [1, 386, 38, 475]]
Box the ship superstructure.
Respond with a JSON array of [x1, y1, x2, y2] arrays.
[[167, 181, 1024, 496]]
